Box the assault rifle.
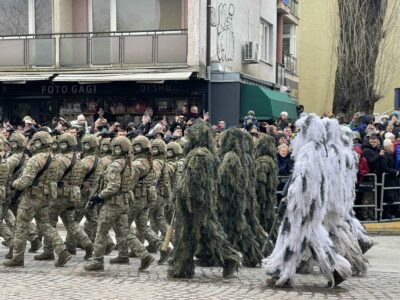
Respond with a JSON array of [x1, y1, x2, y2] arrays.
[[84, 171, 105, 213], [0, 190, 22, 220]]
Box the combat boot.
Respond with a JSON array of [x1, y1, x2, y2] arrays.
[[3, 258, 24, 267], [5, 247, 13, 259], [84, 244, 93, 261], [138, 255, 155, 272], [128, 250, 137, 258], [55, 250, 72, 267], [84, 258, 104, 271], [327, 270, 346, 287], [34, 251, 55, 261], [28, 237, 43, 253], [109, 256, 129, 265], [145, 244, 158, 254], [157, 247, 171, 265], [222, 260, 239, 278]]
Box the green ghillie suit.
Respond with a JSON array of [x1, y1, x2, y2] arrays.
[[241, 133, 267, 247], [254, 135, 279, 240], [168, 122, 242, 279], [217, 127, 263, 267]]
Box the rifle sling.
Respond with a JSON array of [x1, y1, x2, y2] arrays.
[[13, 154, 26, 175], [32, 154, 52, 185], [84, 156, 99, 181], [61, 153, 77, 181]]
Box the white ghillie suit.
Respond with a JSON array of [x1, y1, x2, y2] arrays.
[[323, 119, 368, 276], [262, 114, 352, 287], [340, 126, 374, 254]]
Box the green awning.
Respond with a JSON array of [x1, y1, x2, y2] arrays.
[[240, 84, 297, 121]]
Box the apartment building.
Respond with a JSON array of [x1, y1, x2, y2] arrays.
[[0, 0, 298, 126]]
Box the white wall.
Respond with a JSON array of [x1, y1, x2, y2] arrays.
[[209, 0, 276, 83]]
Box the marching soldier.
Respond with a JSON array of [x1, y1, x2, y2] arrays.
[[129, 136, 169, 263], [147, 139, 170, 252], [84, 136, 154, 271], [165, 142, 184, 223], [35, 133, 93, 261], [5, 132, 42, 256], [3, 131, 71, 267]]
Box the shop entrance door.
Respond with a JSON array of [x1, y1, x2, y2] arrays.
[[8, 98, 54, 125]]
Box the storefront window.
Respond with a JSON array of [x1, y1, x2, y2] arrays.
[[0, 0, 29, 35], [116, 0, 182, 31], [35, 0, 52, 34], [93, 0, 110, 32]]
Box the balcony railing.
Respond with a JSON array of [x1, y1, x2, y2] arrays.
[[276, 63, 285, 86], [283, 53, 297, 74], [279, 0, 298, 17], [0, 30, 188, 69]]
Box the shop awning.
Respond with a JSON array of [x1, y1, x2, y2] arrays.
[[52, 72, 193, 83], [0, 73, 53, 83], [240, 84, 297, 121]]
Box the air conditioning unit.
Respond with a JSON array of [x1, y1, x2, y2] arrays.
[[243, 41, 260, 64]]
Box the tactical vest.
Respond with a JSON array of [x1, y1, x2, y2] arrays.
[[103, 158, 133, 204], [57, 152, 83, 200], [0, 158, 9, 201], [154, 158, 171, 199], [30, 152, 59, 199], [82, 155, 102, 190]]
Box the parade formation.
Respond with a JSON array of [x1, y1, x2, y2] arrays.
[[0, 113, 374, 289]]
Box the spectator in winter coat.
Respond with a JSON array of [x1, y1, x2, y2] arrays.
[[354, 146, 369, 184], [381, 139, 400, 218], [277, 144, 293, 176], [276, 111, 289, 131], [362, 134, 382, 176]]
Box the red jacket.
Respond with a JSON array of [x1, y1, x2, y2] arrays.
[[354, 146, 369, 183]]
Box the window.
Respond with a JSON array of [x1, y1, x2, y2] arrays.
[[283, 23, 296, 56], [260, 20, 272, 63], [0, 0, 52, 35], [60, 0, 88, 33], [0, 0, 29, 35], [93, 0, 111, 32], [35, 0, 52, 34]]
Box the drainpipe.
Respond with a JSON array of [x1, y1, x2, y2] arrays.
[[206, 0, 212, 122]]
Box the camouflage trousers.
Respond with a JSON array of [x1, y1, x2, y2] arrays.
[[149, 194, 168, 238], [93, 196, 148, 260], [43, 197, 92, 253], [65, 193, 112, 250], [1, 204, 38, 244], [0, 204, 14, 246], [11, 196, 66, 261], [129, 197, 162, 251]]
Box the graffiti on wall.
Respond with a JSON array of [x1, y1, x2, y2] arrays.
[[211, 2, 235, 62]]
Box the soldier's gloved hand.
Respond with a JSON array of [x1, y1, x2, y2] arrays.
[[91, 195, 103, 205]]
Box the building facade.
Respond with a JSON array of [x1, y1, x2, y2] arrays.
[[0, 0, 298, 126]]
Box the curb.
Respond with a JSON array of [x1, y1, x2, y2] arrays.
[[364, 221, 400, 234]]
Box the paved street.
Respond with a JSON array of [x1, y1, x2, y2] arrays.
[[0, 234, 399, 300]]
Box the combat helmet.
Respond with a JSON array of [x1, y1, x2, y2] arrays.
[[166, 142, 183, 158], [151, 139, 167, 157], [81, 134, 99, 153], [100, 137, 112, 155], [58, 133, 78, 153], [112, 136, 132, 157], [132, 135, 151, 155], [9, 132, 27, 152], [52, 135, 59, 153], [30, 131, 52, 152]]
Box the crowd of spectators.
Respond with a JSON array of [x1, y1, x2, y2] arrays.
[[1, 105, 399, 220]]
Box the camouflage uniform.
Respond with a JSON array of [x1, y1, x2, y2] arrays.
[[129, 136, 164, 255], [0, 139, 14, 249], [3, 131, 71, 267], [165, 142, 184, 224], [84, 137, 154, 271], [148, 139, 170, 245], [36, 133, 92, 260], [6, 133, 41, 251]]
